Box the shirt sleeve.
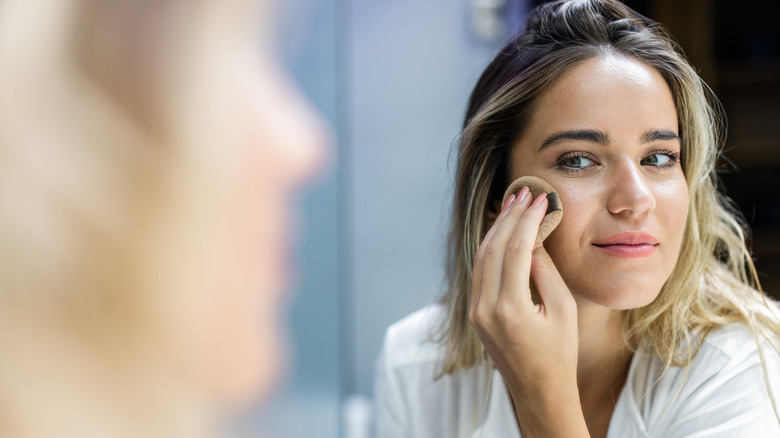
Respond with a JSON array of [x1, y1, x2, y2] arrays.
[[373, 330, 409, 438], [664, 340, 780, 438]]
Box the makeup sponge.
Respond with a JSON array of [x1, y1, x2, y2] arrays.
[[502, 176, 563, 246]]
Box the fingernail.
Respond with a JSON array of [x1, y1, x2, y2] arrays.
[[517, 186, 530, 203], [532, 192, 548, 207], [502, 194, 516, 212]]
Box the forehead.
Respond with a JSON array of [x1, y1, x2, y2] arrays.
[[522, 54, 678, 143]]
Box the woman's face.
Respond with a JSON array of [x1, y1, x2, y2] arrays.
[[181, 22, 328, 407], [509, 55, 688, 309], [214, 59, 326, 405]]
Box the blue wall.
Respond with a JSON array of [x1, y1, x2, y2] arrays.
[[243, 1, 524, 436], [345, 0, 508, 398]]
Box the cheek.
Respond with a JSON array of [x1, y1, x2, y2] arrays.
[[193, 59, 325, 406], [540, 189, 606, 300], [207, 273, 284, 406], [543, 183, 600, 261], [208, 134, 288, 405], [188, 109, 293, 407], [656, 179, 690, 253]]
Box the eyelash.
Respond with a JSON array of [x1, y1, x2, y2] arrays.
[[554, 149, 681, 174], [554, 152, 598, 174], [647, 149, 681, 169]]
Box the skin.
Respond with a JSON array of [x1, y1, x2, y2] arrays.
[[0, 1, 326, 436], [126, 2, 329, 419], [178, 7, 328, 408], [469, 54, 689, 437], [215, 59, 326, 401], [204, 57, 327, 406]]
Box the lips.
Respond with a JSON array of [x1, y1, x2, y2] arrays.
[[592, 232, 659, 258]]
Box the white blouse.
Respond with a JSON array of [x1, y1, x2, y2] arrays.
[[374, 305, 780, 437]]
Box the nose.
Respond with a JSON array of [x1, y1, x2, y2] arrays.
[[262, 67, 330, 188], [605, 158, 656, 217]]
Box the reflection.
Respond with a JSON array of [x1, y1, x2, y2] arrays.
[[0, 1, 325, 437]]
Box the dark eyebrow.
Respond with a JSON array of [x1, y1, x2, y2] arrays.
[[641, 129, 681, 144], [539, 129, 609, 151], [538, 128, 680, 151]]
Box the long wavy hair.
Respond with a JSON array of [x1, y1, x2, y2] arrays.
[[438, 0, 780, 404]]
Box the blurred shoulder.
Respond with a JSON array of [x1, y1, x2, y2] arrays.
[[381, 304, 448, 369]]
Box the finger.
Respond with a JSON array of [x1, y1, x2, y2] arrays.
[[531, 245, 574, 315], [473, 187, 533, 310], [471, 190, 520, 313], [499, 193, 549, 309]]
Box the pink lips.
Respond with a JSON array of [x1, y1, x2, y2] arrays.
[[592, 232, 659, 258]]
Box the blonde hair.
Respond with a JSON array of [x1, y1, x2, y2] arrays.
[[0, 1, 265, 436], [438, 0, 780, 402]]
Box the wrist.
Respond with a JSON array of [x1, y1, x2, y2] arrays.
[[508, 381, 589, 438]]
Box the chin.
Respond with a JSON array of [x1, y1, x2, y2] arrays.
[[221, 340, 284, 409], [210, 315, 287, 409], [572, 280, 663, 310]]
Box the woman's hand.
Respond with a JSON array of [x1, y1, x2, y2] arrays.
[[469, 186, 587, 437]]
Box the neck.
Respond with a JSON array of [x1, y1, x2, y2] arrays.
[[575, 299, 632, 405]]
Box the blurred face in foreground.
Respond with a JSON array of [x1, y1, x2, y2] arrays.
[[0, 0, 327, 432], [212, 55, 326, 405], [169, 4, 328, 407]]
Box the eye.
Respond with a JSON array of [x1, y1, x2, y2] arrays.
[[555, 152, 598, 173], [641, 150, 680, 168], [562, 156, 592, 168]]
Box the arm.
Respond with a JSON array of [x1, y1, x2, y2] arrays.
[[469, 189, 589, 437]]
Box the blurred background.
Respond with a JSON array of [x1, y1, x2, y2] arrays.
[[242, 0, 780, 436]]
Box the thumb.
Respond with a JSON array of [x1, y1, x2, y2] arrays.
[[530, 245, 574, 313]]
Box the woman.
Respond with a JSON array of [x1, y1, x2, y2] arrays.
[[0, 0, 325, 437], [375, 1, 780, 437]]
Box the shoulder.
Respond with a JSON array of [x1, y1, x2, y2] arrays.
[[625, 323, 779, 436], [634, 322, 778, 399], [375, 304, 493, 438], [380, 304, 449, 370], [633, 322, 774, 384], [699, 322, 771, 360], [685, 323, 778, 390]]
